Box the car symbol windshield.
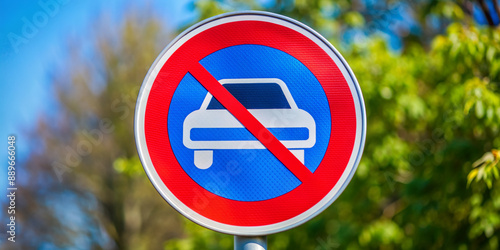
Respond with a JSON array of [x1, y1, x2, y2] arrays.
[[207, 83, 291, 109]]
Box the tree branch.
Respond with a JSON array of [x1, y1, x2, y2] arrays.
[[477, 0, 495, 26], [492, 0, 500, 25]]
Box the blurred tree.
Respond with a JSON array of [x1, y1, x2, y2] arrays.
[[0, 12, 185, 250]]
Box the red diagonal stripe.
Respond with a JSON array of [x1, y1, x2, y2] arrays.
[[189, 62, 313, 183]]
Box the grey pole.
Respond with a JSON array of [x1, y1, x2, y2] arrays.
[[234, 235, 267, 250]]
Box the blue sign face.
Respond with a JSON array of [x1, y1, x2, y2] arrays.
[[167, 44, 331, 201]]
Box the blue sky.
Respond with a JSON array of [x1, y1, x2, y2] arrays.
[[0, 0, 196, 200]]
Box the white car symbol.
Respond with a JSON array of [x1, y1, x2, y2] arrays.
[[183, 78, 316, 169]]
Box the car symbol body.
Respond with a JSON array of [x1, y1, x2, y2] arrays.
[[183, 78, 316, 169]]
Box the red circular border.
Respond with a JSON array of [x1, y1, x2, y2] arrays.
[[144, 20, 356, 226]]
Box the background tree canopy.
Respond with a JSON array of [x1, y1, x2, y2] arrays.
[[3, 0, 500, 249]]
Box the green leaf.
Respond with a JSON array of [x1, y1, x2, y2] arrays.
[[486, 178, 493, 189], [487, 47, 496, 62], [492, 165, 499, 179], [476, 100, 485, 118], [344, 11, 365, 28], [468, 168, 479, 187]]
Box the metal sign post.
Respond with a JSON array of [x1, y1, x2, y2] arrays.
[[234, 236, 267, 250], [135, 11, 365, 248]]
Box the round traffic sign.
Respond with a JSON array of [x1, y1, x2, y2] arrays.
[[135, 11, 366, 235]]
